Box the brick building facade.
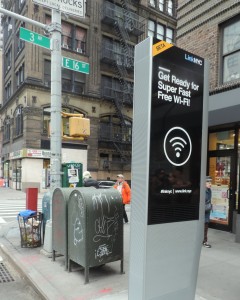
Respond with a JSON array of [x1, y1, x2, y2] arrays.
[[177, 0, 240, 232]]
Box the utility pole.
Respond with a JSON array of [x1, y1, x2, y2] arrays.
[[43, 9, 62, 253]]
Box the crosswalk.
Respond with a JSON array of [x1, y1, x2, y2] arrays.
[[0, 200, 42, 224]]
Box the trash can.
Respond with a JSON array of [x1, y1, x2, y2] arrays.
[[52, 188, 73, 270], [18, 210, 43, 248], [42, 191, 51, 241], [68, 188, 124, 283]]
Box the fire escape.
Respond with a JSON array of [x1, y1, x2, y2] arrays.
[[101, 0, 144, 167]]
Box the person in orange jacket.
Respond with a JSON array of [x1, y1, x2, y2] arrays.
[[114, 174, 131, 223]]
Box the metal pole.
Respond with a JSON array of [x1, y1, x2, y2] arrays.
[[0, 5, 62, 253], [0, 7, 48, 30], [43, 9, 62, 253]]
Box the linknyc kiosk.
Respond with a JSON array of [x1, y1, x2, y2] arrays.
[[129, 37, 209, 300]]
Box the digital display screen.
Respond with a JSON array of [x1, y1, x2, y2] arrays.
[[148, 40, 204, 225]]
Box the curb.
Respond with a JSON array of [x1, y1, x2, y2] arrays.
[[0, 237, 62, 300]]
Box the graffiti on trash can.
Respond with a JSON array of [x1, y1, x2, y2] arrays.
[[95, 244, 112, 262], [92, 193, 110, 212], [92, 192, 120, 262], [71, 193, 85, 246], [77, 194, 84, 217], [73, 217, 83, 246], [93, 206, 119, 242]]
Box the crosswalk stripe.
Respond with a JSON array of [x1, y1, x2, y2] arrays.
[[0, 199, 43, 223], [0, 217, 6, 223]]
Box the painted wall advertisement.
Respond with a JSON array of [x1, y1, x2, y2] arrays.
[[148, 40, 204, 225]]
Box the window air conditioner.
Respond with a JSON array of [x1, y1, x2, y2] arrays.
[[62, 44, 69, 49], [76, 48, 83, 53]]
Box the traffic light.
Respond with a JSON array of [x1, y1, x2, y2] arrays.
[[61, 111, 90, 141]]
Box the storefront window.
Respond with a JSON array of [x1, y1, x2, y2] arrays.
[[209, 156, 230, 226], [208, 130, 235, 150]]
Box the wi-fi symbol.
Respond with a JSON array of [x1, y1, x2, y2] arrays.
[[170, 137, 187, 158]]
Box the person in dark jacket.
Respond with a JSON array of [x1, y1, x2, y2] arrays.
[[83, 171, 99, 188], [203, 176, 212, 248]]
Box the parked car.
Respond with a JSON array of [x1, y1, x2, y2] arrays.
[[98, 180, 115, 189]]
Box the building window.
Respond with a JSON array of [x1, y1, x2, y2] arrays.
[[102, 36, 134, 68], [148, 20, 155, 37], [99, 115, 132, 143], [16, 27, 25, 56], [62, 21, 72, 49], [208, 130, 235, 151], [62, 21, 87, 54], [5, 46, 12, 73], [5, 81, 12, 100], [74, 26, 86, 54], [3, 117, 11, 142], [149, 0, 156, 7], [45, 16, 87, 54], [14, 106, 23, 137], [157, 24, 164, 40], [148, 20, 174, 43], [19, 0, 26, 10], [159, 0, 164, 11], [44, 59, 85, 93], [148, 0, 174, 16], [222, 18, 240, 83], [101, 75, 133, 103], [16, 64, 25, 88], [44, 60, 51, 87], [62, 68, 85, 94], [43, 106, 84, 136], [167, 0, 173, 16]]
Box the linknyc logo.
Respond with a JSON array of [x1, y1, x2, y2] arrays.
[[185, 53, 203, 66]]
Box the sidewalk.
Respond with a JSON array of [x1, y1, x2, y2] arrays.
[[0, 189, 240, 299]]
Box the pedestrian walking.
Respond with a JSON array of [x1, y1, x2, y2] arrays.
[[82, 171, 99, 188], [114, 174, 131, 223], [203, 176, 212, 248]]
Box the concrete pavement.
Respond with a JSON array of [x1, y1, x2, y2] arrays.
[[0, 188, 240, 299]]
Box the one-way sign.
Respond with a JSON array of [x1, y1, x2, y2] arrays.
[[32, 0, 85, 18]]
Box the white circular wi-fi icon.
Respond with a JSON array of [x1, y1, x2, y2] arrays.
[[163, 127, 192, 166]]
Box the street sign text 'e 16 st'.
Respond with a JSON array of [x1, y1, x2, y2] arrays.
[[62, 57, 89, 74], [20, 27, 50, 49], [32, 0, 85, 18]]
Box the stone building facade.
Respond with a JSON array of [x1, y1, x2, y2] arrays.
[[0, 0, 176, 190]]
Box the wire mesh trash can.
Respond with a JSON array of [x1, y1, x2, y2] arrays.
[[18, 211, 43, 248]]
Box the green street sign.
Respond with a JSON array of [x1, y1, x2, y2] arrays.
[[20, 27, 50, 49], [62, 57, 89, 74]]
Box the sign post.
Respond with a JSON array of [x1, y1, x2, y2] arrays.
[[42, 8, 62, 253], [129, 37, 209, 300]]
